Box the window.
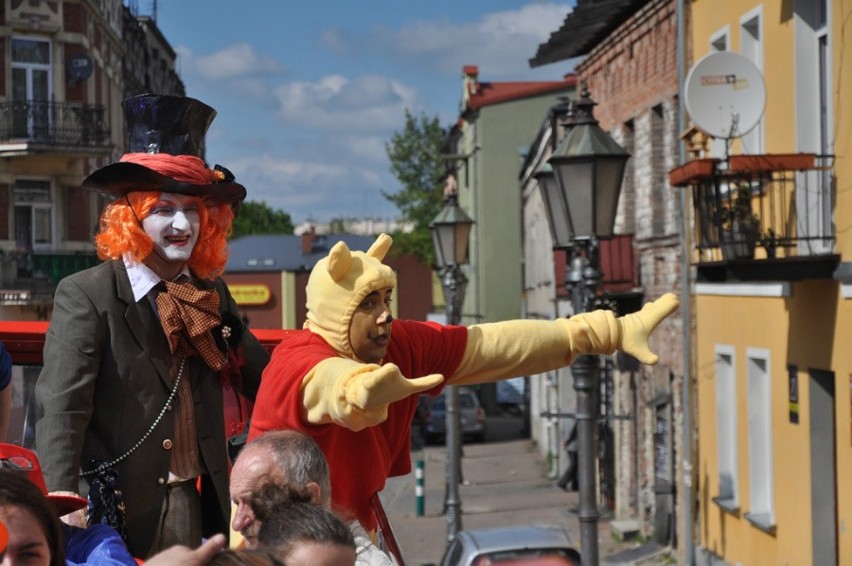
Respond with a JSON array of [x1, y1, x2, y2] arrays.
[[710, 27, 729, 52], [14, 180, 53, 251], [708, 28, 729, 159], [11, 37, 52, 140], [740, 8, 764, 153], [745, 348, 775, 531], [715, 345, 738, 510], [794, 0, 833, 254]]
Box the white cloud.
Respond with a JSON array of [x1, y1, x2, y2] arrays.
[[364, 3, 572, 79], [273, 74, 418, 132], [224, 152, 399, 222], [193, 43, 285, 81]]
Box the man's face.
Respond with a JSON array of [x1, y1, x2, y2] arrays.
[[229, 447, 281, 548], [349, 287, 393, 363], [142, 192, 201, 279]]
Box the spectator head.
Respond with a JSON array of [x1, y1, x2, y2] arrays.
[[256, 500, 355, 566], [0, 469, 66, 566], [230, 430, 330, 548]]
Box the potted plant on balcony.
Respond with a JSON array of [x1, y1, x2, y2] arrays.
[[759, 228, 780, 259], [715, 183, 759, 260]]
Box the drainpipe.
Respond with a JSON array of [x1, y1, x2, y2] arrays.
[[676, 0, 695, 563]]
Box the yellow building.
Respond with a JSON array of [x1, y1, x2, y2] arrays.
[[673, 1, 851, 564]]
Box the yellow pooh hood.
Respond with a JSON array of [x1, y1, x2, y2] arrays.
[[304, 233, 397, 360]]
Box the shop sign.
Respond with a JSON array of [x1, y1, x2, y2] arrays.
[[0, 290, 31, 305], [230, 284, 271, 306]]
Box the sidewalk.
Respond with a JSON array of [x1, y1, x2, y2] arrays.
[[379, 417, 672, 565]]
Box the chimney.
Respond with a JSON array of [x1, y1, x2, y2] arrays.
[[301, 225, 316, 254]]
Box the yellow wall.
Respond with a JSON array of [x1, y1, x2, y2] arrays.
[[834, 1, 852, 254], [696, 279, 842, 565], [832, 20, 852, 557], [690, 1, 796, 152], [691, 1, 852, 563]]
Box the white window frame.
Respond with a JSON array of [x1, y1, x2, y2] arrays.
[[740, 6, 764, 153], [794, 0, 833, 255], [11, 36, 53, 140], [708, 27, 730, 159], [715, 345, 739, 510], [745, 348, 775, 531], [14, 179, 55, 251]]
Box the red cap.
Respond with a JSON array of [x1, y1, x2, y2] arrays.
[[0, 443, 88, 516]]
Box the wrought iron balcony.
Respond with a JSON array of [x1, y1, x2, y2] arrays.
[[0, 251, 101, 306], [670, 153, 838, 282], [0, 100, 110, 149]]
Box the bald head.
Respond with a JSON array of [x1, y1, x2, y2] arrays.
[[229, 430, 332, 547]]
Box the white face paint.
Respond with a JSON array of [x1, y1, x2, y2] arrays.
[[142, 193, 201, 279]]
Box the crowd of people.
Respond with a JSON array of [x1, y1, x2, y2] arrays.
[[0, 94, 678, 565]]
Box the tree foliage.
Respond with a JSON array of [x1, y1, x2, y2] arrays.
[[231, 200, 295, 239], [383, 109, 447, 265]]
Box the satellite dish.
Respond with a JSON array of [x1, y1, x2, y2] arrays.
[[67, 54, 93, 85], [684, 51, 766, 139]]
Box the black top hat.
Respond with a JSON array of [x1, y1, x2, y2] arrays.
[[81, 94, 246, 204]]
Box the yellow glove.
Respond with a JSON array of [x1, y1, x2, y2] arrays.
[[302, 358, 444, 431], [346, 363, 444, 410], [615, 292, 679, 364]]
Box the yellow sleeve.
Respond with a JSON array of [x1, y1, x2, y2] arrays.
[[449, 310, 619, 386]]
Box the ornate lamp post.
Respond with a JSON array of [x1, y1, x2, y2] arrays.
[[540, 85, 630, 566], [430, 186, 474, 544]]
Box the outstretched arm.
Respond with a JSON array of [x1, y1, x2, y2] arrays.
[[449, 293, 679, 385]]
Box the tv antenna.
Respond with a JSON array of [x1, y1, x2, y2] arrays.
[[684, 51, 766, 157]]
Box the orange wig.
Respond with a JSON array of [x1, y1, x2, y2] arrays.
[[94, 154, 235, 280]]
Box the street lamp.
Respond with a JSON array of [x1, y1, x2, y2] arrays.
[[541, 84, 629, 566], [430, 186, 474, 544]]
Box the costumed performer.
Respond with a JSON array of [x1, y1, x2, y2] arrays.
[[248, 233, 678, 534], [35, 94, 270, 558]]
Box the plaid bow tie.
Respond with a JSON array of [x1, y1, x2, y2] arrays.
[[155, 278, 227, 371]]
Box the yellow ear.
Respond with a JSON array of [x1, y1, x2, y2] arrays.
[[327, 241, 352, 282], [366, 233, 392, 261]]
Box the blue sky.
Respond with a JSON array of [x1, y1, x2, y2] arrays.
[[151, 1, 576, 225]]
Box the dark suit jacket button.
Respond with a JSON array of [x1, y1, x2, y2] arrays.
[[158, 477, 166, 485], [162, 439, 173, 450]]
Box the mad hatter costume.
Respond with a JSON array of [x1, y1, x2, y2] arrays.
[[35, 94, 269, 558], [248, 233, 679, 533]]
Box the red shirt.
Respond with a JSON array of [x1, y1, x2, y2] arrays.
[[249, 319, 467, 531]]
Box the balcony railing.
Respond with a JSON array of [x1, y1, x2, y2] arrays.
[[0, 251, 101, 306], [669, 153, 839, 282], [0, 100, 110, 147]]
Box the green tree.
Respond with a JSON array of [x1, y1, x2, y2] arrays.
[[231, 200, 295, 239], [384, 109, 447, 265]]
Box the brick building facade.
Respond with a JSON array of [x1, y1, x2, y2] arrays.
[[574, 0, 687, 549]]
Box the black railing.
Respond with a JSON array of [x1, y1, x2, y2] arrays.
[[0, 101, 109, 147], [671, 154, 835, 263]]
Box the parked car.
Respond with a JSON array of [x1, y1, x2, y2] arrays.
[[425, 387, 486, 443], [439, 524, 580, 566]]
